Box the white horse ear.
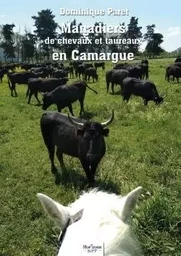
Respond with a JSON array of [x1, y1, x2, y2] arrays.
[[37, 193, 70, 229], [121, 186, 142, 223]]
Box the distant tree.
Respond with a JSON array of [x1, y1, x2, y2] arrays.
[[144, 24, 155, 42], [145, 33, 164, 58], [107, 35, 119, 53], [1, 24, 15, 61], [144, 25, 164, 58], [107, 22, 126, 53], [14, 31, 24, 62], [21, 32, 36, 62], [126, 17, 142, 54], [32, 9, 58, 60], [0, 26, 2, 43]]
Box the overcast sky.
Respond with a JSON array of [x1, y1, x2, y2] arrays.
[[0, 0, 181, 52]]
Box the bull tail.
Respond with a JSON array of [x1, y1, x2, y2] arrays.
[[85, 83, 98, 94]]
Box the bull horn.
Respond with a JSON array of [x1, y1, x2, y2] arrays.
[[68, 114, 84, 127], [101, 110, 114, 128]]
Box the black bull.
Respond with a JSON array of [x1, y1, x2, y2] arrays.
[[165, 65, 181, 83], [26, 77, 69, 104], [7, 71, 42, 97], [122, 77, 164, 105], [42, 81, 98, 116], [40, 111, 114, 184]]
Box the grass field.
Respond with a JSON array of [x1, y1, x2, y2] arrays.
[[0, 58, 181, 256]]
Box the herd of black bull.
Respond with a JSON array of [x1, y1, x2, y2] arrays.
[[0, 58, 180, 183]]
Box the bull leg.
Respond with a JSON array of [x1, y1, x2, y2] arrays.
[[34, 91, 41, 104], [13, 83, 18, 97], [48, 145, 60, 184], [123, 93, 131, 102], [111, 83, 115, 94], [106, 82, 110, 93], [9, 82, 14, 97], [42, 125, 60, 183], [79, 100, 84, 116], [68, 104, 74, 116], [28, 91, 33, 104], [26, 88, 29, 98], [48, 146, 58, 174], [80, 160, 95, 184], [90, 162, 99, 176], [56, 148, 66, 170], [11, 83, 15, 97], [10, 87, 13, 97]]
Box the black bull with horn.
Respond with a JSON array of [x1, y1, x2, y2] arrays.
[[40, 111, 114, 184]]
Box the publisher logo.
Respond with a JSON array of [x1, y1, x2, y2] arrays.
[[81, 242, 104, 255]]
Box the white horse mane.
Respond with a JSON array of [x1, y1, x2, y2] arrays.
[[37, 187, 143, 256]]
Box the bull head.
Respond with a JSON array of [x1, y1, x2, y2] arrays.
[[155, 96, 164, 104], [157, 93, 166, 104]]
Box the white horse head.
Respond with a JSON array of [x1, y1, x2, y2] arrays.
[[37, 187, 143, 256]]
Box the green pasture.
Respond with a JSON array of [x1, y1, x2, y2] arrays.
[[0, 58, 181, 255]]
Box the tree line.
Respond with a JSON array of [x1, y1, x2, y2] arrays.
[[0, 9, 166, 62]]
